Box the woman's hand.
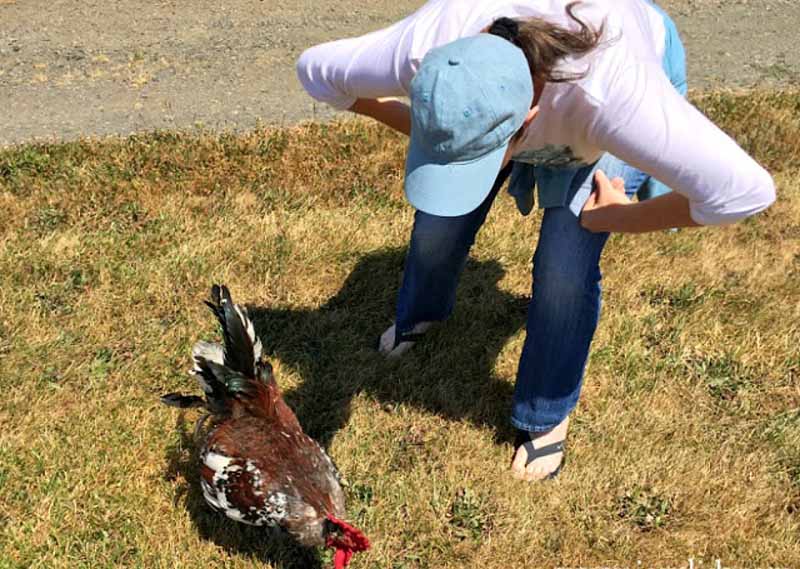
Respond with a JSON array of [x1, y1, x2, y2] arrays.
[[580, 170, 631, 232], [581, 169, 702, 233]]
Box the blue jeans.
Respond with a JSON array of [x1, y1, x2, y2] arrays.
[[396, 154, 637, 432]]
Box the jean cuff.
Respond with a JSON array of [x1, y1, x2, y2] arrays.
[[510, 415, 564, 434]]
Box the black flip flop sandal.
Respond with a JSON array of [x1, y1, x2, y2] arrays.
[[375, 326, 429, 355], [514, 429, 566, 480]]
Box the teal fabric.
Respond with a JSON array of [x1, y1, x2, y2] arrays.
[[632, 0, 687, 201], [652, 1, 688, 98]]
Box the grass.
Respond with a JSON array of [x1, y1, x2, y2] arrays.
[[1, 89, 799, 568]]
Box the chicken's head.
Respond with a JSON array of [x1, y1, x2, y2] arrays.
[[324, 514, 370, 569]]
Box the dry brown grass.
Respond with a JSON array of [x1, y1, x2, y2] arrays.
[[0, 90, 799, 568]]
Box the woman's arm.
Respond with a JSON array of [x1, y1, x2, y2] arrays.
[[296, 9, 428, 115], [296, 32, 411, 112], [349, 97, 411, 136], [584, 64, 775, 232], [296, 30, 412, 135], [581, 170, 701, 233]]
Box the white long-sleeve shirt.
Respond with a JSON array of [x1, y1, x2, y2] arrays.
[[296, 0, 775, 225]]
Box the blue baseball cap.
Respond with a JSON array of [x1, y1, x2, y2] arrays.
[[405, 34, 533, 217]]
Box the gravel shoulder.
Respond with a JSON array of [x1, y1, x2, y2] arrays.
[[1, 0, 798, 147]]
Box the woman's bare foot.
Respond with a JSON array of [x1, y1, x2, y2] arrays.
[[377, 321, 432, 358], [510, 416, 569, 481]]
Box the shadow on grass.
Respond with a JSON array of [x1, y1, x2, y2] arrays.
[[163, 248, 528, 565], [249, 247, 529, 447]]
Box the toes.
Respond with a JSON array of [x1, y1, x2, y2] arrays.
[[510, 447, 528, 477], [524, 454, 562, 481], [378, 325, 396, 353], [524, 467, 549, 482], [510, 447, 557, 481], [523, 462, 545, 482], [511, 447, 525, 467], [387, 341, 413, 359]]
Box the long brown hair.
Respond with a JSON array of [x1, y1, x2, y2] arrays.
[[488, 2, 605, 84]]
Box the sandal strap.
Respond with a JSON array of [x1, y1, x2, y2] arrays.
[[393, 330, 426, 347], [515, 430, 565, 467]]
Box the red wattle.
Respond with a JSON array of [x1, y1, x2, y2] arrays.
[[325, 514, 371, 551], [333, 548, 353, 569], [326, 513, 369, 568]]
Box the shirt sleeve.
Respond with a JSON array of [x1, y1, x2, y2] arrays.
[[295, 20, 418, 111], [588, 62, 776, 226]]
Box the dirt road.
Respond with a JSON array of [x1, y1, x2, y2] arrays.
[[1, 0, 798, 146]]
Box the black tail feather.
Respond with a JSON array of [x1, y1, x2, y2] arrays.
[[192, 355, 236, 415], [160, 393, 206, 409], [205, 284, 261, 379], [161, 285, 269, 417]]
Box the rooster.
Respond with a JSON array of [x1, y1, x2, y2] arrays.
[[161, 285, 369, 568]]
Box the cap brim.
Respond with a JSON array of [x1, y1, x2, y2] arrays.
[[404, 135, 509, 217]]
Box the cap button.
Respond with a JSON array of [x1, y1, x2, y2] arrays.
[[448, 58, 460, 66]]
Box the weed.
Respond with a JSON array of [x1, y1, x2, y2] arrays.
[[449, 488, 491, 541], [685, 353, 753, 401], [617, 486, 673, 531]]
